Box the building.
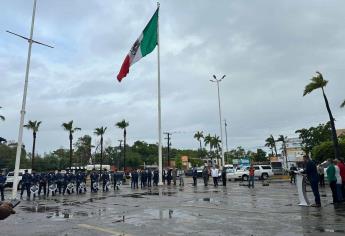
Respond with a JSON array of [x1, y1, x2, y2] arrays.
[[285, 137, 305, 169]]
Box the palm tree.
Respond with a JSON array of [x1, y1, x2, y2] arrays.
[[193, 131, 204, 150], [211, 135, 222, 165], [94, 126, 107, 172], [62, 120, 81, 169], [341, 100, 345, 108], [116, 119, 129, 171], [0, 106, 5, 121], [303, 72, 340, 159], [265, 135, 277, 156], [24, 120, 41, 171], [204, 133, 213, 164], [277, 135, 288, 169]]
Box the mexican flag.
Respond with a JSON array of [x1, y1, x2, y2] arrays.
[[117, 9, 159, 82]]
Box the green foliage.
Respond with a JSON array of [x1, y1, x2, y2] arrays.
[[189, 158, 204, 167], [265, 135, 277, 156], [175, 157, 182, 169], [253, 149, 267, 162], [312, 140, 345, 163], [303, 71, 328, 96], [0, 143, 30, 170], [295, 122, 332, 156]]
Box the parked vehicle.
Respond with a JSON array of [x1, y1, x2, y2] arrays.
[[228, 165, 274, 181], [5, 169, 32, 189], [271, 161, 283, 175]]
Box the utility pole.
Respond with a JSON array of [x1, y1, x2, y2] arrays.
[[8, 0, 54, 199], [224, 119, 229, 163], [164, 132, 171, 167], [210, 75, 226, 167], [118, 140, 123, 170]]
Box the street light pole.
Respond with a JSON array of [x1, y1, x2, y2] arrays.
[[224, 119, 229, 162], [7, 0, 53, 199], [210, 75, 226, 167]]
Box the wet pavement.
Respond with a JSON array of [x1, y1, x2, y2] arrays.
[[1, 178, 345, 236]]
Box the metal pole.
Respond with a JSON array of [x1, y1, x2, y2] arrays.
[[224, 119, 228, 162], [216, 80, 225, 167], [12, 0, 37, 199], [157, 2, 163, 185]]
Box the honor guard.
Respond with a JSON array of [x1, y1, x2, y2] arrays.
[[20, 170, 32, 199], [101, 169, 110, 192], [47, 171, 56, 196], [56, 170, 63, 194], [153, 169, 159, 186], [76, 171, 83, 194], [38, 172, 48, 196], [31, 172, 40, 198], [90, 169, 99, 192], [147, 169, 152, 187]]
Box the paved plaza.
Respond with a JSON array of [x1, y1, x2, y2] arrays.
[[1, 178, 345, 236]]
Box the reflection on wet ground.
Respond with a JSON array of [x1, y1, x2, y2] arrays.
[[2, 178, 345, 235]]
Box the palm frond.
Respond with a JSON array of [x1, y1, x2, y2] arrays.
[[341, 100, 345, 108], [303, 72, 328, 96]]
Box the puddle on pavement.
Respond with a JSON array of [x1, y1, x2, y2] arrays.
[[119, 209, 197, 226], [121, 191, 176, 198], [21, 205, 60, 213]]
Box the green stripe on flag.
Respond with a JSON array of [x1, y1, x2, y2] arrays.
[[140, 9, 158, 57]]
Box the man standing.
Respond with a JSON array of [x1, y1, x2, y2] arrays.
[[153, 169, 159, 186], [0, 171, 6, 201], [55, 170, 63, 195], [326, 159, 337, 203], [211, 166, 219, 187], [221, 167, 227, 186], [289, 164, 297, 184], [178, 168, 185, 186], [101, 169, 110, 192], [304, 156, 321, 207], [38, 172, 48, 197], [248, 164, 255, 188], [20, 170, 32, 199], [167, 169, 172, 186], [337, 159, 345, 198], [202, 166, 209, 187], [172, 168, 177, 186], [317, 164, 325, 187], [90, 169, 99, 193], [147, 169, 152, 187], [192, 166, 198, 186], [47, 171, 56, 196], [75, 171, 83, 194]]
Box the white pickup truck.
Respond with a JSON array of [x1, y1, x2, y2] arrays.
[[227, 165, 274, 181]]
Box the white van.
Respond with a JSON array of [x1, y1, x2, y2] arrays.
[[5, 169, 32, 188]]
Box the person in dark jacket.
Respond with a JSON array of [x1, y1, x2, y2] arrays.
[[38, 172, 48, 196], [289, 164, 297, 184], [47, 171, 56, 196], [55, 170, 63, 194], [303, 156, 321, 207], [192, 167, 198, 186], [202, 166, 209, 186], [0, 171, 6, 201], [222, 168, 227, 186], [167, 169, 172, 185], [101, 169, 110, 192], [90, 169, 99, 192], [20, 170, 32, 199], [153, 169, 159, 186]]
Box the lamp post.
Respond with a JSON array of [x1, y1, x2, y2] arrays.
[[210, 75, 226, 167]]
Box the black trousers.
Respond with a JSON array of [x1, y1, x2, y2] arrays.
[[319, 174, 325, 186], [0, 185, 5, 201], [38, 182, 47, 196], [21, 183, 31, 198], [193, 177, 197, 186], [57, 182, 62, 194], [330, 180, 338, 203], [213, 177, 218, 187]]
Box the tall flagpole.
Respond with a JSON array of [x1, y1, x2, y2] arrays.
[[11, 0, 37, 199], [157, 2, 163, 185]]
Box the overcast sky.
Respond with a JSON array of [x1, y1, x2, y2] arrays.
[[1, 0, 345, 155]]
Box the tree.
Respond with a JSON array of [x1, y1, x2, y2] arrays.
[[24, 120, 42, 171], [265, 135, 277, 156], [312, 140, 345, 163], [0, 106, 5, 121], [204, 133, 213, 163], [116, 119, 129, 171], [295, 122, 332, 156], [277, 135, 288, 169], [253, 149, 267, 162], [193, 131, 204, 150], [62, 120, 81, 169], [74, 135, 92, 167], [211, 135, 222, 162], [303, 72, 340, 160], [94, 126, 107, 172]]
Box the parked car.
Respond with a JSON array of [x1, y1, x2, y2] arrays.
[[229, 165, 274, 181], [5, 169, 32, 189]]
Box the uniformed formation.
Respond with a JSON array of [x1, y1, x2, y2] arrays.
[[18, 169, 124, 200]]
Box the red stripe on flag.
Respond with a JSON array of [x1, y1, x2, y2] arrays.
[[117, 54, 130, 82]]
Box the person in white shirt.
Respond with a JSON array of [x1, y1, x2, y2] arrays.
[[211, 166, 219, 187], [334, 159, 343, 202]]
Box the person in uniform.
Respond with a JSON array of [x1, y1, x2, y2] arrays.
[[202, 166, 209, 187], [147, 169, 152, 187], [20, 170, 32, 199], [38, 172, 48, 196], [31, 172, 40, 198], [172, 168, 177, 186], [90, 169, 99, 192], [101, 169, 110, 192], [55, 170, 63, 194], [153, 169, 159, 186], [192, 166, 198, 186], [113, 170, 118, 190], [290, 164, 298, 184], [75, 171, 83, 194], [81, 171, 87, 193], [167, 169, 172, 185], [47, 171, 56, 196], [62, 171, 70, 195], [162, 169, 166, 185], [222, 168, 227, 186], [0, 171, 6, 201]]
